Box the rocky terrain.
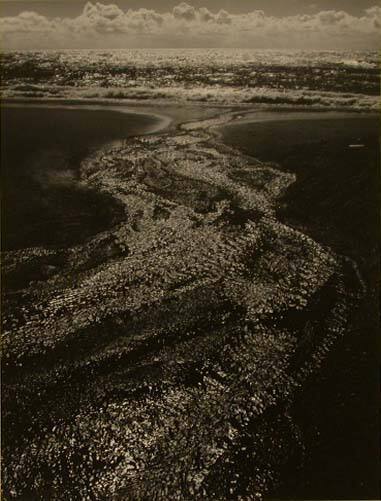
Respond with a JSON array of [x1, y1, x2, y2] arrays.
[[2, 111, 362, 499]]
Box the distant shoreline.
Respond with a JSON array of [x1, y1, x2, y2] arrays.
[[2, 96, 378, 118]]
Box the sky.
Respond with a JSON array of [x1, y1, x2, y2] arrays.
[[0, 1, 380, 49]]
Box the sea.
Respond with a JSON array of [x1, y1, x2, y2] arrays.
[[1, 48, 379, 109]]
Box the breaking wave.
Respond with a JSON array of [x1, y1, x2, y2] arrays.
[[1, 48, 379, 110]]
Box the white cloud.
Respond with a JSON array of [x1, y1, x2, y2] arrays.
[[83, 2, 123, 20], [216, 10, 232, 25], [0, 1, 380, 49], [198, 7, 214, 23], [173, 2, 196, 22]]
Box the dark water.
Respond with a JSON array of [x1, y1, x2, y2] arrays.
[[221, 115, 380, 499], [221, 116, 380, 267], [1, 106, 162, 250]]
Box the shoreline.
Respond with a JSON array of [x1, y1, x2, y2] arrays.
[[2, 97, 378, 156], [2, 95, 379, 116]]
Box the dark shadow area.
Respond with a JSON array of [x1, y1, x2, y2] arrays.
[[1, 106, 160, 250], [221, 115, 380, 500]]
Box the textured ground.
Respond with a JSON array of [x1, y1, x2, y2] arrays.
[[2, 110, 361, 500]]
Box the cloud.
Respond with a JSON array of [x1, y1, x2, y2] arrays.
[[0, 1, 380, 49], [317, 10, 349, 25], [1, 11, 54, 33], [216, 10, 232, 25], [173, 2, 196, 22], [365, 6, 381, 16], [83, 2, 123, 20], [198, 7, 214, 23]]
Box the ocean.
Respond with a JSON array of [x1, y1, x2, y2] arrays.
[[1, 48, 379, 109]]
